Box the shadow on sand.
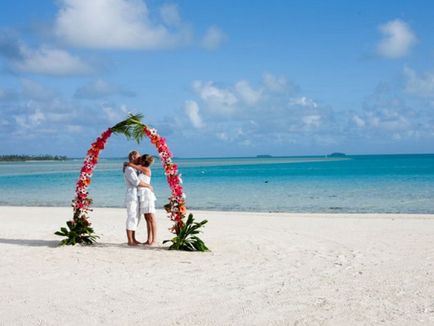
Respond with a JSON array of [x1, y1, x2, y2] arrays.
[[94, 242, 168, 251], [0, 238, 59, 248], [0, 238, 168, 250]]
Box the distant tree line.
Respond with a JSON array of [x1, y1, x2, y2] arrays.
[[0, 155, 68, 161]]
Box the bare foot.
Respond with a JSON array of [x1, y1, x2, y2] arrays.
[[128, 242, 138, 246], [133, 240, 142, 245], [149, 242, 158, 247]]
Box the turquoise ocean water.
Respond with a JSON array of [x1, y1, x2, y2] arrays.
[[0, 154, 433, 213]]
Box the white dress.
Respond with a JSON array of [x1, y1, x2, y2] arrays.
[[138, 173, 157, 214]]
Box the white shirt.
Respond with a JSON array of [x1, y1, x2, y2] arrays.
[[124, 166, 140, 203]]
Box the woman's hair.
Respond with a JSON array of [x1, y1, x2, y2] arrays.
[[128, 150, 139, 162], [140, 154, 154, 167]]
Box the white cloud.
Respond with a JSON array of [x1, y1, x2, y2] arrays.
[[0, 31, 91, 76], [216, 132, 229, 141], [66, 125, 83, 133], [182, 74, 343, 151], [101, 103, 129, 123], [54, 0, 191, 49], [21, 79, 57, 100], [192, 80, 238, 113], [262, 73, 287, 92], [239, 139, 252, 146], [403, 67, 434, 97], [288, 96, 318, 108], [188, 76, 329, 146], [0, 80, 149, 153], [160, 4, 181, 26], [184, 100, 204, 128], [302, 114, 321, 128], [201, 26, 226, 50], [15, 109, 46, 128], [352, 84, 426, 140], [364, 110, 409, 131], [234, 80, 262, 106], [12, 45, 91, 75], [377, 19, 417, 58], [352, 115, 366, 128], [74, 79, 135, 99], [191, 75, 294, 115]]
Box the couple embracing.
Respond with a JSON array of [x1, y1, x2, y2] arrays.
[[123, 150, 157, 246]]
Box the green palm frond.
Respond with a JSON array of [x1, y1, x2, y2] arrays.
[[131, 123, 146, 144], [110, 113, 145, 140], [55, 218, 99, 245], [163, 214, 209, 251]]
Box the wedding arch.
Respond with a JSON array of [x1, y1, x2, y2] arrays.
[[55, 114, 208, 251]]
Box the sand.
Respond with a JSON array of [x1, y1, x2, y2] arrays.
[[1, 206, 434, 325]]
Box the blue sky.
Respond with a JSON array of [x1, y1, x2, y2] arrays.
[[0, 0, 433, 157]]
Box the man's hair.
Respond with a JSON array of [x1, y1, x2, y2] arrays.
[[128, 150, 139, 162], [140, 154, 154, 167]]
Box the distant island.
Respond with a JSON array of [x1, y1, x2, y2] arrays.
[[327, 152, 346, 158], [0, 155, 68, 161], [256, 155, 273, 158]]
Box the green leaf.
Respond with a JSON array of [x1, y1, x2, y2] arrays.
[[163, 213, 209, 251], [110, 113, 146, 141], [55, 214, 100, 246]]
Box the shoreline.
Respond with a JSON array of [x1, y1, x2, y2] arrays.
[[1, 206, 434, 325], [2, 205, 434, 217]]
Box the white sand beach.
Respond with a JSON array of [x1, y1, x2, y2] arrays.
[[1, 206, 434, 325]]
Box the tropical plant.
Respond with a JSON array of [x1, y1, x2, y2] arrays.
[[163, 214, 209, 251], [55, 211, 99, 245], [110, 113, 146, 142]]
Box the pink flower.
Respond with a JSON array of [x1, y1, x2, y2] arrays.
[[72, 129, 113, 217]]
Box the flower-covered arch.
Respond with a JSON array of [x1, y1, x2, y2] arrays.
[[56, 114, 208, 251]]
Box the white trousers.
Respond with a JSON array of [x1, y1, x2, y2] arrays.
[[126, 199, 140, 231]]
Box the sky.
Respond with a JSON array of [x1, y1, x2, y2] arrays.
[[0, 0, 434, 157]]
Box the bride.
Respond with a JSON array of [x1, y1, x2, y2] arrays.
[[128, 154, 158, 245]]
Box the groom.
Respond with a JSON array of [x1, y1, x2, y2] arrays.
[[124, 150, 150, 246]]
